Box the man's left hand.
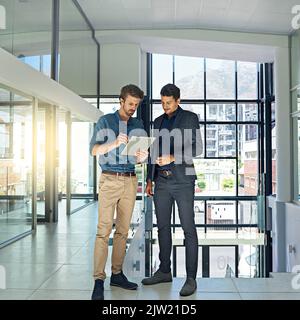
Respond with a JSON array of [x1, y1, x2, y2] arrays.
[[135, 150, 149, 163]]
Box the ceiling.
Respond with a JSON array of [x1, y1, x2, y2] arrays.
[[77, 0, 300, 35], [0, 0, 296, 62], [0, 0, 298, 35]]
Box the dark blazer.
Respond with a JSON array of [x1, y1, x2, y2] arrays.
[[147, 106, 203, 183]]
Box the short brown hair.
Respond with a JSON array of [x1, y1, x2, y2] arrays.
[[119, 84, 144, 101], [160, 83, 180, 100]]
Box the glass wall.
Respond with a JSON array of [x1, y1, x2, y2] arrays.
[[151, 54, 263, 278], [57, 109, 67, 215], [36, 101, 47, 219], [57, 1, 98, 214], [0, 86, 33, 245], [0, 0, 52, 76], [0, 0, 100, 244], [70, 117, 94, 212], [0, 0, 99, 87], [291, 30, 300, 202]]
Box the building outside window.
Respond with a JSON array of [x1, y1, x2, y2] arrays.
[[151, 53, 265, 277]]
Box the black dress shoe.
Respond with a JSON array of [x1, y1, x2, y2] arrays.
[[142, 269, 173, 285], [179, 278, 197, 296], [91, 279, 104, 300], [110, 271, 138, 290]]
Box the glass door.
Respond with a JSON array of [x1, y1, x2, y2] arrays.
[[0, 86, 34, 245], [70, 117, 94, 213]]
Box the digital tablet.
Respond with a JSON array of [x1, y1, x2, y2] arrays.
[[121, 136, 156, 156]]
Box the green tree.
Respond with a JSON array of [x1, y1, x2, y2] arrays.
[[197, 173, 206, 192], [197, 180, 206, 191], [222, 177, 234, 191]]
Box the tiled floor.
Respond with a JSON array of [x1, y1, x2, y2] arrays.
[[0, 202, 300, 300]]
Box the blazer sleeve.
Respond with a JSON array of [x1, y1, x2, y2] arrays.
[[174, 112, 203, 164], [146, 120, 158, 182]]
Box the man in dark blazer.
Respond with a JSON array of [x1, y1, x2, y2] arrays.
[[142, 83, 203, 296]]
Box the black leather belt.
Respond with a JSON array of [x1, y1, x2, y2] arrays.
[[159, 169, 173, 177], [102, 171, 136, 177]]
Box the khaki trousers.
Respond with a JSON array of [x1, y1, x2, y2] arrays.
[[93, 173, 138, 280]]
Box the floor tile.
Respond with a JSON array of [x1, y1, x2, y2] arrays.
[[28, 289, 91, 300], [40, 265, 96, 290], [233, 278, 300, 293], [1, 262, 62, 289], [197, 278, 237, 292], [0, 289, 35, 300], [240, 292, 300, 300], [0, 246, 82, 264]]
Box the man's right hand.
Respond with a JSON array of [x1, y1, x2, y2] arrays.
[[146, 180, 154, 197], [115, 133, 128, 148]]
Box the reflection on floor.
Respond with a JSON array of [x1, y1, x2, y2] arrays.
[[0, 198, 94, 244], [0, 202, 300, 300]]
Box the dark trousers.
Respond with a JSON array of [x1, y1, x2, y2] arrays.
[[153, 172, 198, 279]]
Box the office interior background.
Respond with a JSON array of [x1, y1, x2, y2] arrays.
[[0, 0, 300, 300]]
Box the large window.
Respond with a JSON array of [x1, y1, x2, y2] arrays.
[[174, 56, 204, 99], [206, 59, 235, 100], [237, 62, 258, 99], [152, 54, 173, 99], [151, 54, 262, 278], [19, 55, 52, 78]]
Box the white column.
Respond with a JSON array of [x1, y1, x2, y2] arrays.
[[272, 47, 291, 272], [274, 47, 291, 202]]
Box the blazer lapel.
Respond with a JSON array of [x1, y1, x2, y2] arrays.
[[171, 106, 184, 129], [155, 114, 164, 130]]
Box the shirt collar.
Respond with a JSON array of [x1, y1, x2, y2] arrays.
[[164, 105, 181, 119], [115, 110, 133, 124]]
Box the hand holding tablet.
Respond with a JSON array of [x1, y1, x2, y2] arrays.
[[120, 136, 156, 156]]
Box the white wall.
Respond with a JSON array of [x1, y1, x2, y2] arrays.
[[95, 28, 288, 63], [100, 43, 143, 95], [59, 42, 98, 96], [274, 47, 292, 202]]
